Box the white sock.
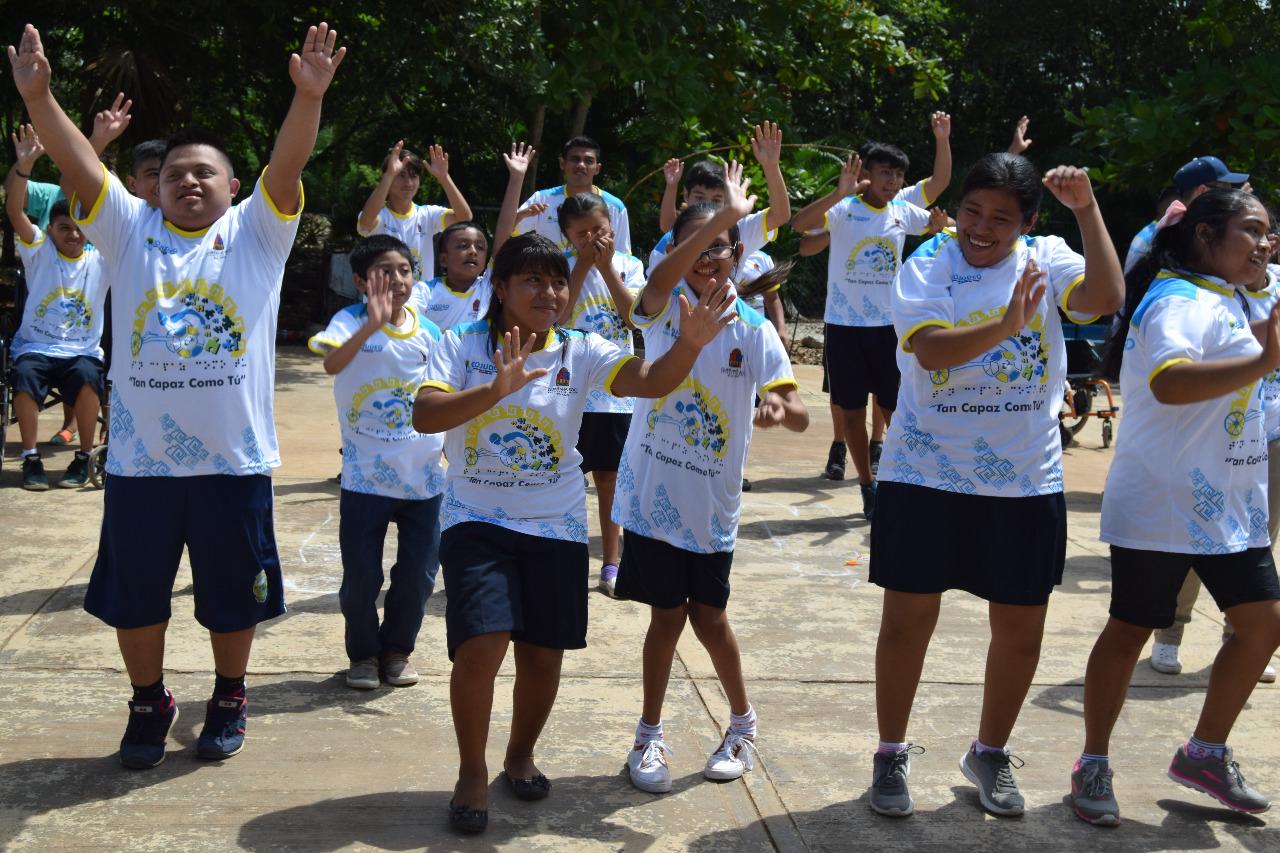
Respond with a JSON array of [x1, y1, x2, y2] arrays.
[[729, 704, 757, 738], [21, 448, 38, 459], [635, 717, 663, 745]]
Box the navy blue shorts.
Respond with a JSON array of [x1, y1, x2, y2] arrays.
[[439, 521, 588, 660], [577, 412, 631, 473], [824, 324, 899, 411], [1108, 545, 1280, 629], [615, 530, 734, 609], [12, 353, 104, 406], [84, 474, 285, 632]]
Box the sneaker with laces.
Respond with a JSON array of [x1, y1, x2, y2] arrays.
[[627, 739, 674, 793], [22, 454, 50, 491], [823, 442, 847, 480], [59, 450, 91, 488], [870, 745, 924, 817], [704, 729, 756, 781], [960, 744, 1026, 816], [1150, 641, 1183, 674], [1168, 745, 1271, 813], [599, 563, 619, 598], [381, 653, 419, 686], [346, 657, 380, 690], [1070, 758, 1120, 826], [197, 694, 247, 760], [860, 481, 878, 522], [119, 691, 178, 769]]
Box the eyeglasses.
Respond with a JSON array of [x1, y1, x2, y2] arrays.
[[697, 243, 739, 262]]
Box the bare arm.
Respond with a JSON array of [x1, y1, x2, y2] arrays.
[[358, 141, 402, 234], [658, 158, 682, 232], [764, 290, 789, 348], [790, 153, 863, 233], [413, 328, 548, 434], [921, 111, 952, 205], [560, 254, 592, 326], [495, 143, 535, 254], [1044, 166, 1125, 317], [5, 124, 43, 244], [425, 144, 471, 224], [797, 231, 830, 256], [753, 386, 807, 432], [321, 272, 393, 375], [612, 286, 736, 397], [753, 122, 791, 230], [86, 92, 132, 156], [1151, 304, 1280, 404]]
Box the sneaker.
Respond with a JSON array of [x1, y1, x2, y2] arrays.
[[823, 442, 847, 480], [1261, 663, 1277, 684], [869, 440, 883, 476], [870, 745, 923, 817], [59, 450, 91, 488], [22, 454, 50, 491], [346, 657, 380, 690], [1150, 641, 1183, 674], [960, 745, 1026, 816], [741, 477, 752, 492], [1168, 745, 1271, 814], [627, 739, 673, 793], [1070, 758, 1120, 826], [598, 563, 619, 598], [860, 481, 878, 521], [119, 692, 178, 769], [197, 694, 248, 760], [381, 653, 419, 686], [704, 729, 756, 781]]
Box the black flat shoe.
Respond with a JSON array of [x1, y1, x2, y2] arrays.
[[502, 770, 552, 801], [448, 798, 488, 833]]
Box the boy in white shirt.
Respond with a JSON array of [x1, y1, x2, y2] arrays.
[[9, 19, 345, 769], [517, 135, 631, 254]]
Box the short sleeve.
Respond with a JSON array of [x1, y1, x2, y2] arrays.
[[893, 254, 956, 352], [409, 279, 432, 314], [420, 204, 450, 234], [900, 202, 932, 236], [823, 197, 852, 234], [619, 254, 645, 293], [630, 286, 681, 329], [738, 252, 776, 288], [751, 320, 798, 396], [72, 164, 147, 259], [647, 231, 673, 275], [896, 180, 930, 208], [308, 307, 365, 355], [1136, 293, 1214, 385], [1039, 237, 1091, 323], [236, 168, 304, 268], [1123, 227, 1151, 274], [612, 203, 632, 254], [581, 332, 635, 395], [355, 210, 383, 238], [514, 191, 543, 236], [15, 226, 49, 268], [737, 210, 776, 256], [421, 329, 467, 393]]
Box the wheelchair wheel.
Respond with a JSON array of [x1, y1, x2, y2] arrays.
[[0, 381, 9, 476], [88, 444, 108, 488], [1102, 419, 1113, 448]]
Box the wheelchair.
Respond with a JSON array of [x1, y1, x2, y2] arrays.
[[1059, 321, 1119, 449]]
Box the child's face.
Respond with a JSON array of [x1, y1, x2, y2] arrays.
[[355, 250, 415, 309], [560, 147, 601, 186], [862, 162, 906, 202], [1198, 197, 1272, 286], [440, 227, 488, 283], [955, 188, 1034, 268], [684, 185, 726, 208], [48, 215, 86, 258], [159, 144, 240, 230], [493, 268, 569, 334], [564, 208, 612, 255], [673, 217, 739, 298], [389, 167, 421, 207], [127, 158, 161, 208]]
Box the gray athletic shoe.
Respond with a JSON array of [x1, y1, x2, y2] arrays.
[[870, 745, 924, 817], [1168, 745, 1271, 814], [960, 744, 1026, 816], [1070, 758, 1120, 826]]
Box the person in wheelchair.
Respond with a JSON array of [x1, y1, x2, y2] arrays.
[[5, 125, 108, 490]]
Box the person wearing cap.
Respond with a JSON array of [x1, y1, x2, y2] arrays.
[[1124, 156, 1249, 273]]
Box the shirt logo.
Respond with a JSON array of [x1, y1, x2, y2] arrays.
[[143, 236, 178, 256], [556, 367, 571, 387], [472, 299, 481, 312], [951, 273, 982, 285], [728, 348, 743, 369], [212, 233, 225, 251]]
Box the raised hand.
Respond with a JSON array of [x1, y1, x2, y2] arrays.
[[931, 111, 951, 140], [503, 142, 536, 178], [7, 24, 52, 100], [491, 326, 549, 397], [677, 282, 736, 349], [754, 391, 787, 428], [288, 22, 346, 100], [751, 121, 783, 169], [928, 206, 949, 233], [425, 144, 450, 181], [516, 202, 548, 223], [663, 157, 684, 186], [836, 153, 869, 197], [1009, 116, 1032, 155], [1043, 165, 1096, 211], [383, 140, 407, 178], [591, 227, 615, 269], [722, 160, 758, 220], [364, 267, 394, 327], [1002, 260, 1047, 334], [11, 123, 44, 168], [90, 92, 133, 150]]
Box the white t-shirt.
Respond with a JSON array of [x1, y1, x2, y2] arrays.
[[1124, 220, 1159, 274], [895, 179, 936, 209], [422, 322, 635, 542], [613, 284, 797, 553], [567, 251, 645, 414], [518, 185, 631, 254], [823, 195, 932, 327], [12, 228, 108, 360], [1101, 271, 1270, 554], [737, 250, 777, 313], [74, 165, 300, 478], [308, 304, 446, 500], [356, 203, 451, 280], [647, 209, 776, 276], [410, 270, 491, 331], [1254, 267, 1280, 442], [882, 232, 1093, 497]]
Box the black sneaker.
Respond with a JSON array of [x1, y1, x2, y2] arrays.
[[22, 454, 50, 491], [861, 481, 878, 521], [119, 691, 179, 769], [741, 477, 752, 492], [869, 440, 884, 477], [59, 450, 90, 488], [197, 694, 248, 760], [823, 442, 847, 480]]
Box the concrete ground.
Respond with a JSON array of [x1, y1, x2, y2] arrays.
[[0, 350, 1276, 852]]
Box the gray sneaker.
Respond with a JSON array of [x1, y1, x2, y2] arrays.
[[870, 745, 924, 817], [381, 653, 418, 687], [960, 745, 1026, 816], [1168, 745, 1271, 814], [1070, 758, 1120, 826], [345, 658, 380, 690]]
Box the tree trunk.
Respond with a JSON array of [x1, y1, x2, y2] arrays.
[[568, 93, 593, 138], [524, 102, 546, 198]]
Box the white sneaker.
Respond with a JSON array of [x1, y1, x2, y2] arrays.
[[627, 739, 673, 793], [704, 729, 757, 781], [1261, 663, 1277, 684], [1150, 642, 1183, 675]]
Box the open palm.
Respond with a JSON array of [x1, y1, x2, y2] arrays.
[[7, 25, 52, 100], [288, 23, 346, 99]]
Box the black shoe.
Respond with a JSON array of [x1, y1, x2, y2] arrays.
[[59, 450, 91, 488], [741, 478, 752, 492], [449, 798, 489, 833], [22, 454, 50, 491], [869, 440, 884, 477], [861, 481, 878, 521], [823, 442, 847, 480], [503, 769, 552, 801]]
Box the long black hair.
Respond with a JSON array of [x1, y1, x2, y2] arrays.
[[485, 233, 570, 354], [1102, 187, 1260, 379]]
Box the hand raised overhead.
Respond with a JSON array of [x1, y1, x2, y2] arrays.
[[288, 22, 346, 99], [7, 24, 52, 100]]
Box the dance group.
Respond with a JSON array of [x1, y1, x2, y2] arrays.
[[5, 19, 1278, 836]]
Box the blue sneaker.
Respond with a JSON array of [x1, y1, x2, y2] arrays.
[[197, 694, 247, 760], [119, 691, 178, 769]]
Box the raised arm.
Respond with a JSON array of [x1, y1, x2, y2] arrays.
[[424, 144, 471, 224], [921, 112, 952, 205], [612, 284, 736, 398], [753, 121, 791, 231], [87, 92, 132, 156], [5, 124, 43, 244], [909, 261, 1046, 371], [1008, 116, 1032, 156], [658, 158, 683, 232], [265, 22, 346, 215], [321, 271, 393, 375], [789, 153, 864, 233], [7, 25, 103, 211], [495, 143, 536, 254], [358, 140, 403, 234], [1043, 166, 1124, 317]]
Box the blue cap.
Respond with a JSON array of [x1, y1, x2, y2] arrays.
[[1173, 156, 1249, 194]]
